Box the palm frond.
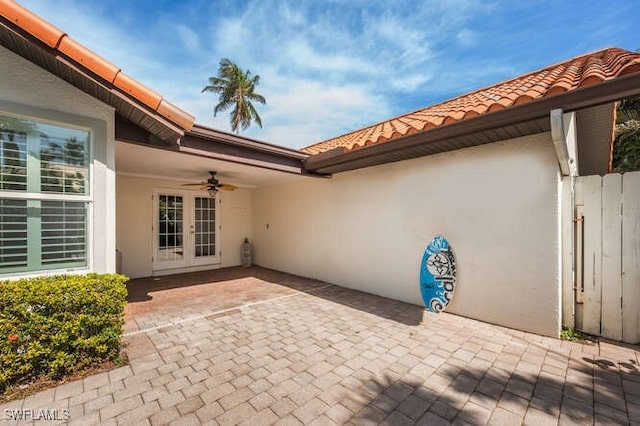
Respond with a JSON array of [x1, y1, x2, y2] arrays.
[[213, 99, 234, 116], [612, 95, 640, 172], [246, 93, 266, 105], [617, 97, 640, 123], [248, 103, 262, 128]]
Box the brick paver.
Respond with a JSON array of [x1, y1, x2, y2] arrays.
[[2, 266, 639, 425]]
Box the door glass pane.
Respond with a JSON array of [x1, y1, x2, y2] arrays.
[[158, 195, 184, 261], [194, 197, 215, 258]]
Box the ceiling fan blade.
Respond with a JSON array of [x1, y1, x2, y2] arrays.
[[219, 184, 238, 191], [181, 182, 207, 186]]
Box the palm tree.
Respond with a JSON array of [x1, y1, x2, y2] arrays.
[[612, 96, 640, 173], [202, 59, 266, 133]]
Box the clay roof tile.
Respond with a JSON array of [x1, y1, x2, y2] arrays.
[[0, 0, 64, 48], [304, 47, 640, 155], [0, 0, 195, 132], [58, 37, 120, 83]]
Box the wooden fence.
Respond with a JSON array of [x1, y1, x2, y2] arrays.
[[571, 171, 640, 343]]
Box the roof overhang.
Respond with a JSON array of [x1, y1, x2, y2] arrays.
[[116, 119, 312, 175], [0, 16, 185, 143], [0, 12, 316, 177], [304, 71, 640, 174], [5, 3, 638, 179], [115, 141, 307, 188], [179, 125, 310, 175]]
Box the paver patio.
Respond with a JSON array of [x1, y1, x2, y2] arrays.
[[2, 267, 639, 425]]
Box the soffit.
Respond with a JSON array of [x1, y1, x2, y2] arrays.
[[115, 141, 307, 188], [0, 1, 194, 142]]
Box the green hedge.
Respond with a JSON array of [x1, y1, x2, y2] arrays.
[[0, 274, 128, 392]]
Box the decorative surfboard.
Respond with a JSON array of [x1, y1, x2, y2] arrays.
[[420, 235, 456, 313]]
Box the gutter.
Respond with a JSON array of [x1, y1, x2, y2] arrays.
[[304, 71, 640, 174], [179, 126, 312, 175], [189, 125, 309, 160], [0, 19, 187, 143]]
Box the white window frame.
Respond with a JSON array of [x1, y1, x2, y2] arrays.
[[0, 101, 105, 279]]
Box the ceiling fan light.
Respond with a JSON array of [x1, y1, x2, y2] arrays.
[[208, 187, 218, 197]]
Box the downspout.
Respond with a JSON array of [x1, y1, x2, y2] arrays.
[[551, 109, 579, 331]]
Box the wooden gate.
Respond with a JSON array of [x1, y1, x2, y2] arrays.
[[572, 171, 640, 343]]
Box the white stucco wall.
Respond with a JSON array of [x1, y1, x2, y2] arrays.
[[0, 46, 116, 274], [116, 175, 252, 278], [252, 133, 561, 337]]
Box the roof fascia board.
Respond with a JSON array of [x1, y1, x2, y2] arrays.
[[304, 72, 640, 173], [53, 56, 185, 136], [118, 119, 323, 177], [190, 125, 308, 159], [115, 134, 312, 177], [178, 145, 304, 175], [180, 133, 308, 173], [0, 18, 185, 141], [115, 115, 174, 147]]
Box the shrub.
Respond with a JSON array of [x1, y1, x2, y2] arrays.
[[560, 327, 591, 342], [0, 274, 128, 393]]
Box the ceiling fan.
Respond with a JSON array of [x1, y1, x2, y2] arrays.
[[182, 171, 238, 195]]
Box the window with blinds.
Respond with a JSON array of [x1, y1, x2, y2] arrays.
[[41, 201, 87, 266], [0, 199, 27, 269], [0, 128, 27, 191], [40, 134, 88, 194], [0, 113, 90, 274]]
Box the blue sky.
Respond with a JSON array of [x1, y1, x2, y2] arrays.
[[17, 0, 639, 149]]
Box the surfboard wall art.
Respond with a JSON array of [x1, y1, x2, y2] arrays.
[[420, 235, 457, 313]]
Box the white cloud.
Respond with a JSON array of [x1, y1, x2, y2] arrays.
[[246, 73, 392, 147], [213, 19, 249, 59], [284, 40, 372, 74], [172, 24, 201, 53], [14, 0, 509, 148], [456, 29, 478, 47]]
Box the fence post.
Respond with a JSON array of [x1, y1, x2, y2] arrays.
[[561, 176, 575, 329], [602, 173, 623, 340], [622, 171, 640, 344], [581, 175, 602, 336]]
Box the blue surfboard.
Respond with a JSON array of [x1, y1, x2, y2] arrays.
[[420, 235, 456, 313]]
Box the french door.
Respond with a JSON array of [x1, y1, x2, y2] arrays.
[[152, 191, 219, 271]]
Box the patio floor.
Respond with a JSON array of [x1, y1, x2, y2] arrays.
[[2, 266, 639, 425], [123, 267, 331, 334]]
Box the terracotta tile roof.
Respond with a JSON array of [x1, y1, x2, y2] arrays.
[[303, 47, 640, 155], [0, 0, 195, 131]]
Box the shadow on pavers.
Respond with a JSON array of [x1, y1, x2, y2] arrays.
[[126, 266, 320, 302], [126, 266, 425, 326], [353, 357, 636, 424]]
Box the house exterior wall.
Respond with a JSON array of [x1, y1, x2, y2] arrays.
[[252, 133, 562, 337], [0, 46, 116, 275], [116, 174, 252, 278]]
